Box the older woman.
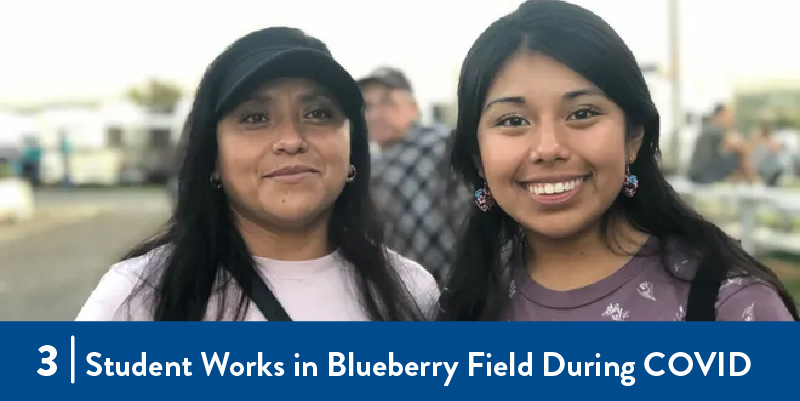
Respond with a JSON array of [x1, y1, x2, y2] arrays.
[[77, 27, 437, 321]]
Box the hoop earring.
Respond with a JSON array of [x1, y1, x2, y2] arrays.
[[346, 165, 356, 183], [210, 172, 222, 189], [622, 164, 638, 198], [474, 181, 495, 211]]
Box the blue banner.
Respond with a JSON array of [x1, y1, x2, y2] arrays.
[[1, 323, 795, 399]]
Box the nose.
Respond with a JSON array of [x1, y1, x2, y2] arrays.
[[529, 120, 570, 164], [271, 119, 308, 155]]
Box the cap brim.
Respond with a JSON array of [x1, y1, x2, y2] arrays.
[[216, 48, 364, 119]]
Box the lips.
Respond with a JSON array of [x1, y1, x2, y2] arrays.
[[525, 175, 590, 195], [513, 174, 592, 207], [264, 165, 319, 178]]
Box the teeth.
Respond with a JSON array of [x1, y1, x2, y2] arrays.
[[527, 178, 583, 195]]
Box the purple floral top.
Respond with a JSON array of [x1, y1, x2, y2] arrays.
[[505, 237, 793, 321]]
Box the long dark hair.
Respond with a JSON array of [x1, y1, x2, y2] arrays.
[[439, 0, 799, 320], [123, 27, 426, 321]]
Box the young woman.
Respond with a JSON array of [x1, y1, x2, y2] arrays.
[[77, 27, 437, 321], [439, 0, 798, 321]]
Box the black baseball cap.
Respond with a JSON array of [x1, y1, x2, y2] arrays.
[[214, 46, 365, 119], [357, 67, 413, 93]]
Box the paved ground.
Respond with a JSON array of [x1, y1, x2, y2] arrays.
[[1, 186, 797, 321], [0, 187, 170, 321]]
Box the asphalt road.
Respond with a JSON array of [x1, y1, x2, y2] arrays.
[[0, 188, 170, 321], [3, 187, 797, 321]]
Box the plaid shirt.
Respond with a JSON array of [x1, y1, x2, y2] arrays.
[[370, 124, 470, 280]]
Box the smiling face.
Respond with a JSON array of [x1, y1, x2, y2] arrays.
[[216, 77, 352, 231], [477, 51, 642, 240]]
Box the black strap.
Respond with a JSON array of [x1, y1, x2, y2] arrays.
[[225, 265, 292, 321], [685, 238, 744, 321], [685, 276, 721, 321], [248, 274, 292, 321], [685, 257, 727, 321]]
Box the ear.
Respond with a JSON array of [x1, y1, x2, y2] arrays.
[[409, 97, 420, 121], [626, 126, 645, 163]]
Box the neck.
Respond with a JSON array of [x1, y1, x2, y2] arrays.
[[233, 209, 331, 261], [524, 216, 648, 291]]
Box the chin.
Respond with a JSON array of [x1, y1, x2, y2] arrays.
[[528, 226, 585, 240], [520, 213, 599, 241], [258, 188, 318, 206], [255, 207, 328, 231], [263, 201, 322, 219]]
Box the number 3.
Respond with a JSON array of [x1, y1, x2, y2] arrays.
[[38, 345, 57, 376]]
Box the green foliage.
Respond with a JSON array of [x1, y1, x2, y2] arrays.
[[127, 79, 183, 113]]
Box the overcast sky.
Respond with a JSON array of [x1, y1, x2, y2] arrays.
[[0, 0, 797, 108]]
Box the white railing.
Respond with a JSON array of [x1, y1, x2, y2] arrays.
[[667, 176, 800, 255]]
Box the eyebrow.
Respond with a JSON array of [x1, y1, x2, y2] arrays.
[[483, 96, 526, 112], [563, 88, 608, 100], [483, 87, 609, 113]]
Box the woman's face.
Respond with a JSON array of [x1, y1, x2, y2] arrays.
[[477, 52, 642, 240], [216, 78, 352, 231]]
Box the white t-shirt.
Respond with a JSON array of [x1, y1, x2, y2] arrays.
[[75, 247, 439, 321]]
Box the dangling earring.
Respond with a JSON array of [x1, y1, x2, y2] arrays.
[[210, 172, 222, 189], [346, 165, 356, 183], [622, 164, 638, 197], [474, 182, 495, 211]]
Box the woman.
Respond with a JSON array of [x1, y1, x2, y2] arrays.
[[439, 0, 798, 321], [77, 27, 437, 321]]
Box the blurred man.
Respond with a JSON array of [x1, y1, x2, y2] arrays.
[[688, 103, 754, 184], [21, 136, 42, 186], [360, 67, 420, 149], [359, 67, 468, 282]]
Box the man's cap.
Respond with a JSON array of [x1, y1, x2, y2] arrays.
[[214, 46, 364, 119], [357, 67, 413, 93]]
